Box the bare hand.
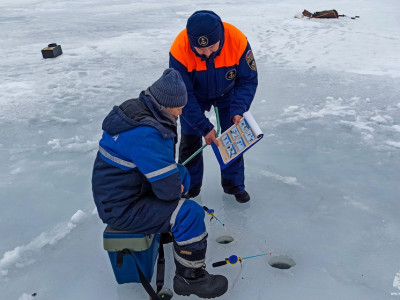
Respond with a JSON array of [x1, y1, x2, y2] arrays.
[[232, 115, 242, 125], [181, 184, 184, 193], [204, 129, 219, 146]]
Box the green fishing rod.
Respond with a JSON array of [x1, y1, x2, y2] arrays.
[[212, 252, 272, 267], [182, 107, 220, 166], [181, 107, 224, 227]]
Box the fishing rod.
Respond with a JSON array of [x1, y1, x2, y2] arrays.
[[180, 108, 224, 228], [203, 206, 225, 227], [182, 107, 220, 166], [212, 252, 272, 267], [179, 108, 224, 227]]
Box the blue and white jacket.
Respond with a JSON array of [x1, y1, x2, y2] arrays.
[[92, 91, 190, 230]]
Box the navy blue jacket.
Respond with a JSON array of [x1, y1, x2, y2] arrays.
[[92, 92, 190, 230], [170, 11, 258, 136]]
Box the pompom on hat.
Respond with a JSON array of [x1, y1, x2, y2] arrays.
[[148, 68, 187, 107], [186, 10, 223, 48]]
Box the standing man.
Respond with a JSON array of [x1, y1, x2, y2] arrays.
[[170, 10, 258, 203], [92, 68, 228, 298]]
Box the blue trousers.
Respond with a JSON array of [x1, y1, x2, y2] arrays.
[[179, 104, 245, 195]]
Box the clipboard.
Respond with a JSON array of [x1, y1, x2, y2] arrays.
[[211, 111, 263, 170]]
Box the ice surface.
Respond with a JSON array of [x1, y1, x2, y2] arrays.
[[1, 0, 399, 299]]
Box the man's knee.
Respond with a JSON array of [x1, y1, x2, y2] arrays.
[[170, 199, 206, 244]]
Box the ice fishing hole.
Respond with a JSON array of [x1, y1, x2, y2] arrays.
[[216, 235, 234, 244], [268, 255, 296, 270]]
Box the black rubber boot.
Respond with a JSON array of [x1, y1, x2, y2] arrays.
[[235, 190, 250, 203], [173, 266, 228, 298], [173, 239, 228, 298]]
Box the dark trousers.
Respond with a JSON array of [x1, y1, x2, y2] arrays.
[[179, 105, 245, 195]]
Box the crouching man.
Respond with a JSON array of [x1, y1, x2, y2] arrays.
[[91, 68, 228, 298]]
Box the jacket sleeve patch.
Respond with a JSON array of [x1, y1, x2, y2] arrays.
[[245, 50, 257, 71]]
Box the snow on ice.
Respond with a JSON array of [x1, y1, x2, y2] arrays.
[[1, 0, 399, 299]]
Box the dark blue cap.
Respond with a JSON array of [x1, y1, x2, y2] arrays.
[[186, 11, 223, 48]]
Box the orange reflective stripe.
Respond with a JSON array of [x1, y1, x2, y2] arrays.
[[170, 29, 207, 72], [215, 23, 247, 68], [170, 22, 248, 72]]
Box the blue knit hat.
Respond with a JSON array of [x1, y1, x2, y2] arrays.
[[148, 68, 187, 107], [186, 11, 223, 48]]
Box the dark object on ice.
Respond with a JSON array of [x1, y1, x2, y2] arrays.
[[158, 288, 173, 300], [302, 9, 360, 19], [302, 9, 339, 18], [41, 43, 63, 59]]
